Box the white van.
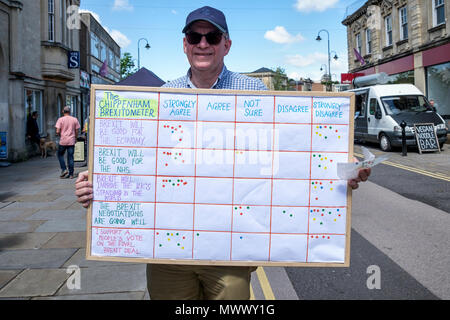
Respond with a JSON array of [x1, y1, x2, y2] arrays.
[[349, 75, 448, 151]]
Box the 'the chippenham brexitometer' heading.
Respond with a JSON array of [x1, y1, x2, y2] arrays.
[[98, 91, 158, 118]]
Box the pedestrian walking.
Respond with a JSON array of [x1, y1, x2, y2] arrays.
[[55, 106, 80, 179], [75, 6, 371, 300]]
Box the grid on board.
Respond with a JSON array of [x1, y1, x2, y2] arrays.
[[90, 90, 351, 263]]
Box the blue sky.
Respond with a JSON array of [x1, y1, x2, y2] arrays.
[[80, 0, 365, 82]]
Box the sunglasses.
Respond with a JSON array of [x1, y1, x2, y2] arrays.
[[185, 30, 224, 45]]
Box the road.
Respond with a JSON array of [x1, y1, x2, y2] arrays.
[[251, 143, 450, 300]]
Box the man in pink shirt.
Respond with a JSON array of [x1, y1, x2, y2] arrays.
[[55, 106, 80, 179]]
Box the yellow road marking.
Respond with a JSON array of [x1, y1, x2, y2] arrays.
[[354, 152, 450, 182], [250, 284, 255, 300], [256, 267, 276, 300]]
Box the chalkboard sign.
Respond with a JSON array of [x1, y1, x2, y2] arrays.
[[414, 123, 440, 154]]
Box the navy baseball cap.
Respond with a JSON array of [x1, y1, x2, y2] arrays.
[[182, 6, 229, 34]]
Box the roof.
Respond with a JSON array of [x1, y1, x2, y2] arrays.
[[117, 67, 165, 87], [249, 67, 274, 74]]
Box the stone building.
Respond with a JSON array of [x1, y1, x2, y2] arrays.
[[79, 12, 121, 127], [0, 0, 81, 161], [342, 0, 450, 118]]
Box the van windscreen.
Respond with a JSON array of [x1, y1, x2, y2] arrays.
[[381, 95, 432, 115]]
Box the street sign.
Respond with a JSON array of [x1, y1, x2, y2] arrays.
[[414, 123, 440, 154], [0, 132, 7, 159], [68, 51, 80, 69]]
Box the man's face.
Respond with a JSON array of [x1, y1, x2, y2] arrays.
[[183, 21, 231, 74]]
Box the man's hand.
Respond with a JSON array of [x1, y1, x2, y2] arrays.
[[347, 157, 371, 190], [75, 170, 93, 208]]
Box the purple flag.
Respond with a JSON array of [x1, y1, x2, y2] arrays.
[[353, 48, 365, 65], [100, 59, 108, 77]]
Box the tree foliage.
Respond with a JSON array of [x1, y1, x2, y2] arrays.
[[120, 52, 137, 79]]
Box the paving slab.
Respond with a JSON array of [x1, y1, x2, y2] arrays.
[[34, 219, 86, 233], [0, 208, 39, 221], [0, 232, 56, 250], [0, 221, 44, 234], [0, 269, 70, 298], [56, 264, 147, 295], [62, 249, 131, 268], [0, 248, 77, 269], [41, 232, 85, 249], [26, 209, 85, 221], [0, 270, 22, 290]]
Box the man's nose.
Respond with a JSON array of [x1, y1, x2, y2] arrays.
[[197, 35, 210, 48]]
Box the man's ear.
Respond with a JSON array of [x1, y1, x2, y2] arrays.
[[224, 38, 232, 56], [183, 37, 188, 54]]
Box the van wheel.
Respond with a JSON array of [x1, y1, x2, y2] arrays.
[[379, 134, 392, 152]]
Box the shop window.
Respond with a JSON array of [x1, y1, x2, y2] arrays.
[[387, 71, 415, 85], [427, 62, 450, 117], [24, 89, 44, 136], [66, 95, 78, 118]]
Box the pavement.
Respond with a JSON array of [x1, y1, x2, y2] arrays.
[[0, 142, 448, 300]]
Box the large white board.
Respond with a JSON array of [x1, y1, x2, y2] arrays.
[[86, 85, 354, 267]]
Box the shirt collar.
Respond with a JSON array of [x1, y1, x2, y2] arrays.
[[186, 65, 228, 89]]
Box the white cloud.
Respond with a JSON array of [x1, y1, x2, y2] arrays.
[[112, 0, 133, 11], [109, 29, 131, 48], [288, 71, 302, 80], [286, 52, 328, 68], [264, 26, 305, 44], [171, 9, 178, 15], [294, 0, 339, 12], [79, 9, 101, 24]]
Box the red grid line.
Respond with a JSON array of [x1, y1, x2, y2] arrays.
[[95, 116, 349, 126], [229, 95, 238, 260], [152, 92, 160, 258], [191, 94, 199, 259], [306, 96, 314, 263], [268, 96, 276, 261], [91, 226, 345, 236]]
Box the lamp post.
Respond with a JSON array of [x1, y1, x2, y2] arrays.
[[316, 30, 338, 91], [137, 38, 151, 70]]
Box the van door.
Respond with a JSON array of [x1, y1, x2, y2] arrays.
[[354, 90, 369, 140], [367, 97, 383, 142]]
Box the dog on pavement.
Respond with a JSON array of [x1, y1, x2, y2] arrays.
[[40, 138, 57, 158]]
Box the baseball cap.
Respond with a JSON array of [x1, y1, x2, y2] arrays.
[[182, 6, 229, 34]]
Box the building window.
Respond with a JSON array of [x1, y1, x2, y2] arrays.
[[48, 0, 55, 42], [24, 90, 44, 136], [365, 29, 372, 54], [100, 41, 106, 62], [399, 7, 408, 40], [90, 32, 99, 59], [433, 0, 446, 26], [356, 33, 362, 54], [385, 15, 392, 46], [115, 55, 120, 73]]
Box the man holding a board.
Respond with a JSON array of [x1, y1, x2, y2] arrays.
[[75, 6, 371, 300]]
